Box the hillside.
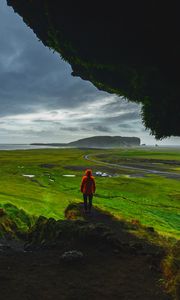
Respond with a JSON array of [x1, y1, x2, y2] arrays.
[[69, 136, 140, 147], [31, 136, 141, 148]]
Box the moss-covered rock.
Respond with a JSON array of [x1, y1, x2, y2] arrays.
[[0, 203, 35, 239], [26, 215, 122, 251], [162, 241, 180, 299]]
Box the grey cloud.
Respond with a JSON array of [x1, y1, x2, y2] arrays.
[[90, 124, 112, 133], [60, 126, 78, 132], [101, 98, 139, 112], [118, 124, 133, 129], [33, 120, 61, 125], [95, 111, 141, 125], [0, 0, 109, 117]]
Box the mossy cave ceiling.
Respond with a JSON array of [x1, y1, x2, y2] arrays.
[[7, 1, 180, 139]]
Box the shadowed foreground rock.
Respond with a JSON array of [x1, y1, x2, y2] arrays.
[[0, 204, 174, 299]]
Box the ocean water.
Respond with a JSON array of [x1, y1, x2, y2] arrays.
[[0, 144, 61, 150], [0, 144, 179, 151]]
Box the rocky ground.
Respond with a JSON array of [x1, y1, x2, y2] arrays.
[[0, 204, 173, 300]]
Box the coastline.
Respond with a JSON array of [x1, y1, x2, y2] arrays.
[[0, 144, 180, 151], [0, 144, 63, 151]]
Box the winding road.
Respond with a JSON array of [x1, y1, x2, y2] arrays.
[[84, 154, 180, 180]]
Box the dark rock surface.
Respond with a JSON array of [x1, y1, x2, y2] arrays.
[[0, 204, 173, 299]]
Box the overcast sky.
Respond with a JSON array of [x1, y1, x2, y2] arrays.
[[0, 1, 180, 145]]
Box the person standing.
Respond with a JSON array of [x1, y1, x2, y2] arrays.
[[81, 169, 96, 213]]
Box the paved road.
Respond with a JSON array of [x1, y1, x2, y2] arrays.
[[84, 154, 180, 179]]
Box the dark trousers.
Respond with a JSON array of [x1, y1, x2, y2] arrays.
[[83, 193, 93, 211]]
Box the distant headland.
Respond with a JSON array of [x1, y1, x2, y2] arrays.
[[31, 136, 141, 148]]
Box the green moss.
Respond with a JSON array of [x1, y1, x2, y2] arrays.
[[162, 241, 180, 299]]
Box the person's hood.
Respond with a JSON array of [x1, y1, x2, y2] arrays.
[[85, 169, 92, 177]]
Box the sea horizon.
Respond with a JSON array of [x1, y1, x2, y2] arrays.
[[0, 143, 180, 151], [0, 144, 62, 150]]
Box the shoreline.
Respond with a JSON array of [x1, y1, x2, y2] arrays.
[[0, 144, 180, 151]]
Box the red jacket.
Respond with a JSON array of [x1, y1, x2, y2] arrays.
[[81, 169, 96, 195]]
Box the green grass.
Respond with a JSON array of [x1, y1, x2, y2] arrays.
[[93, 147, 180, 161], [0, 148, 179, 239]]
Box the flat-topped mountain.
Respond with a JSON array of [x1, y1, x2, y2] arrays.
[[68, 136, 140, 148], [31, 136, 141, 148]]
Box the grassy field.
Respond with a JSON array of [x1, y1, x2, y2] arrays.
[[0, 147, 179, 239]]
